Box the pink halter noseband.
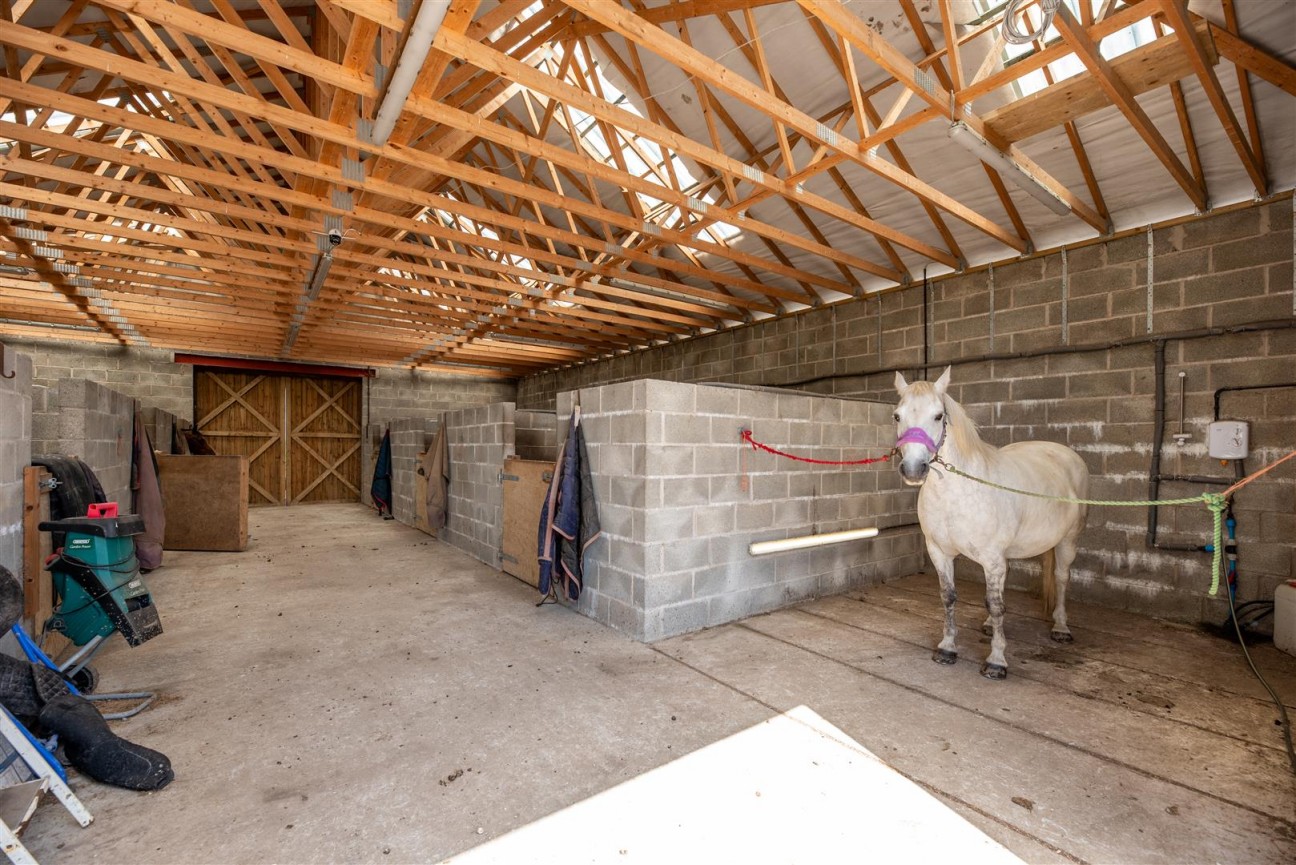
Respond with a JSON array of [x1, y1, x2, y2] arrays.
[[895, 420, 946, 456]]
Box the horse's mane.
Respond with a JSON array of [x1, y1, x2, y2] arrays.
[[941, 392, 994, 460]]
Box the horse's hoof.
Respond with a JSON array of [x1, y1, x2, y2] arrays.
[[932, 649, 958, 665], [980, 662, 1008, 680], [1050, 630, 1074, 643]]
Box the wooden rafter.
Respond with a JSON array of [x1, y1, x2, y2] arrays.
[[1051, 4, 1205, 211], [0, 0, 1291, 376], [1158, 0, 1265, 197], [803, 0, 1106, 235], [567, 0, 1030, 252]]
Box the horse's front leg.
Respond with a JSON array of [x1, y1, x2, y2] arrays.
[[981, 560, 1009, 679], [929, 546, 959, 665]]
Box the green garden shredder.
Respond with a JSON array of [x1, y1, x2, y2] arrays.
[[39, 502, 163, 695]]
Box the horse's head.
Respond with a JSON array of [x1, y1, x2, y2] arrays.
[[893, 367, 951, 486]]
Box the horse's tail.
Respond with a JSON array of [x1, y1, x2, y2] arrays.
[[1041, 548, 1057, 618]]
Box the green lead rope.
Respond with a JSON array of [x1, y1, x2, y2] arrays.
[[933, 459, 1231, 595], [1203, 493, 1228, 597]]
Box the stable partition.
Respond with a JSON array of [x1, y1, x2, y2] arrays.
[[389, 417, 440, 527], [383, 403, 560, 570], [556, 380, 924, 642], [28, 376, 180, 517], [33, 377, 136, 506], [514, 410, 559, 461], [0, 349, 33, 579]]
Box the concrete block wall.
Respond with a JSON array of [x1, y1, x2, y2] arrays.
[[514, 410, 558, 462], [365, 368, 515, 424], [361, 423, 384, 509], [440, 402, 514, 567], [5, 342, 516, 508], [555, 380, 924, 642], [6, 337, 192, 421], [360, 370, 516, 507], [36, 378, 137, 508], [139, 405, 179, 455], [520, 197, 1296, 626], [389, 417, 439, 526], [0, 349, 33, 578]]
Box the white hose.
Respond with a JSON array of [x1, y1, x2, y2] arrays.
[[1002, 0, 1063, 45]]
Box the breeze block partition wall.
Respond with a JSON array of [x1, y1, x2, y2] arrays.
[[441, 402, 514, 567], [389, 416, 440, 526], [514, 410, 559, 462], [0, 349, 33, 578], [556, 379, 925, 642], [33, 377, 136, 507]]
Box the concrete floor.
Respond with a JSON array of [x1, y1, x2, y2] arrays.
[[20, 503, 1296, 864]]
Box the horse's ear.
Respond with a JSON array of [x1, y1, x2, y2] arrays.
[[934, 366, 952, 395], [894, 371, 909, 394]]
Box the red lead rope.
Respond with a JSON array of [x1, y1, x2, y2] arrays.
[[740, 429, 895, 466]]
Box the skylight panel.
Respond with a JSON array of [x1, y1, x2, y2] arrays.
[[985, 0, 1157, 98]]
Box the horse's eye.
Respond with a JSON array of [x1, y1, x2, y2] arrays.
[[893, 413, 900, 422], [934, 413, 944, 422]]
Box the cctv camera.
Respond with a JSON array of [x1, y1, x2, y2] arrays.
[[327, 228, 342, 246]]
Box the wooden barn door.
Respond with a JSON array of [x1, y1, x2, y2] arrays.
[[195, 369, 361, 506], [286, 377, 361, 504], [195, 370, 284, 506]]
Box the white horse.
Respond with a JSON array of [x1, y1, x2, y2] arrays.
[[893, 367, 1089, 679]]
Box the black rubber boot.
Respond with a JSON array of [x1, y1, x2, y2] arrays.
[[38, 694, 174, 791]]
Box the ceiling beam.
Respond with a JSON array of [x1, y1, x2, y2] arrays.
[[440, 29, 935, 273], [1159, 0, 1265, 197], [92, 0, 377, 97], [981, 17, 1218, 143], [801, 0, 1107, 235], [1051, 4, 1205, 211], [566, 0, 1029, 252]]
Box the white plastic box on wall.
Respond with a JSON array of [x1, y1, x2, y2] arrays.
[[1276, 581, 1296, 658], [1207, 420, 1249, 459]]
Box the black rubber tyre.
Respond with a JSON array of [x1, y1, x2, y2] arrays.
[[68, 665, 99, 695]]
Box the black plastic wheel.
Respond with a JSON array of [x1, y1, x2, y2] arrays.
[[68, 665, 99, 694]]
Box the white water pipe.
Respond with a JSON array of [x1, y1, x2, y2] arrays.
[[748, 527, 880, 557], [369, 0, 451, 147]]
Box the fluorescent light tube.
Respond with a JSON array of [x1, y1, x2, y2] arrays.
[[368, 0, 452, 148], [948, 121, 1071, 216]]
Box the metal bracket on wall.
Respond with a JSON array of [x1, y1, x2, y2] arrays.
[[1146, 225, 1155, 333], [1060, 247, 1069, 345], [499, 470, 553, 483], [0, 342, 14, 378], [987, 264, 996, 352]]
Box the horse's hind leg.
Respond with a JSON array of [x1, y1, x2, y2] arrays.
[[981, 560, 1009, 680], [1050, 539, 1078, 643], [929, 546, 959, 665]]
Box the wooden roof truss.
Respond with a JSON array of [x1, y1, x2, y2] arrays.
[[0, 0, 1291, 375]]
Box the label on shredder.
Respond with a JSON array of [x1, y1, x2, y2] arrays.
[[69, 538, 92, 549]]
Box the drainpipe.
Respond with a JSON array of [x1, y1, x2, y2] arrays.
[[1146, 342, 1170, 545], [368, 0, 451, 148], [1146, 340, 1207, 552]]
